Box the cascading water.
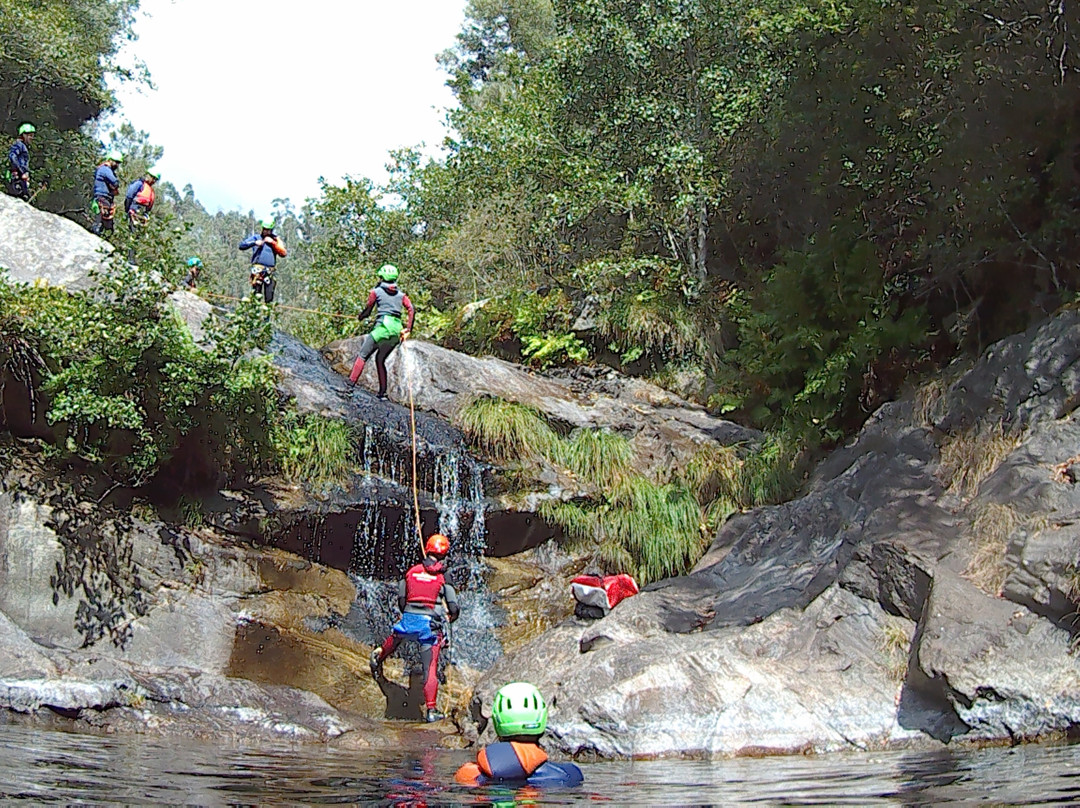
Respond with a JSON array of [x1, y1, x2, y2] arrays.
[[341, 342, 503, 672]]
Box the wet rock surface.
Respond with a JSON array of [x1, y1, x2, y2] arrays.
[[0, 454, 390, 743], [466, 309, 1080, 758], [322, 337, 760, 480]]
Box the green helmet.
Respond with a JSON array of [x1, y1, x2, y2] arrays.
[[106, 150, 123, 162], [186, 257, 202, 268], [260, 218, 275, 230], [377, 263, 399, 282], [147, 169, 161, 180], [18, 123, 35, 135], [491, 682, 548, 738]]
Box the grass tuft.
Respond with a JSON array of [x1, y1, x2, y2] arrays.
[[275, 412, 356, 488], [964, 502, 1020, 596], [456, 396, 558, 463], [938, 422, 1019, 502], [554, 428, 634, 487], [878, 620, 912, 683]]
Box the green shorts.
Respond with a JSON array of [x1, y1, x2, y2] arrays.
[[372, 315, 403, 344]]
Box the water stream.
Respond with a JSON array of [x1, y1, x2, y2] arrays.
[[1, 722, 1078, 805]]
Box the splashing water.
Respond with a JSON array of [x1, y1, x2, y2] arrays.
[[340, 341, 502, 670]]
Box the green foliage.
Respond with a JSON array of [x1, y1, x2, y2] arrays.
[[443, 288, 589, 368], [272, 411, 357, 488], [554, 428, 634, 487], [540, 477, 705, 584], [580, 257, 710, 368], [0, 0, 144, 212], [713, 223, 926, 439], [0, 250, 277, 486], [455, 396, 559, 463]]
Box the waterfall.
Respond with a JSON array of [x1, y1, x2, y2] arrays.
[[340, 342, 503, 670]]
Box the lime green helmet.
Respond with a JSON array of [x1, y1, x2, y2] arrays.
[[106, 150, 123, 162], [377, 263, 399, 282], [260, 218, 275, 230], [186, 256, 202, 268], [147, 169, 161, 180], [18, 123, 35, 135], [492, 682, 548, 738]]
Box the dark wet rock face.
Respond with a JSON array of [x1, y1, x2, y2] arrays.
[[465, 309, 1080, 758]]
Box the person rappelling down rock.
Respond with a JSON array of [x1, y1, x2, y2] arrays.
[[349, 263, 415, 399], [369, 533, 458, 723], [455, 682, 584, 788]]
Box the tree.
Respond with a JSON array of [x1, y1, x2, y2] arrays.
[[0, 0, 144, 212]]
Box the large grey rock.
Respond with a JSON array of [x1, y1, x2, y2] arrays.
[[322, 338, 760, 477], [470, 586, 920, 757], [0, 493, 82, 649], [469, 308, 1080, 756], [0, 195, 110, 290], [917, 570, 1080, 739]]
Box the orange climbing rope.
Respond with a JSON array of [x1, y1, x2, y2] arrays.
[[404, 339, 426, 555], [198, 290, 356, 320]]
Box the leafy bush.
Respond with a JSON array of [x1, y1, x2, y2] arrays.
[[442, 288, 589, 368], [0, 253, 277, 486], [273, 411, 357, 488], [713, 223, 927, 440]]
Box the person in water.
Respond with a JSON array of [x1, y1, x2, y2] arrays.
[[370, 533, 459, 723], [455, 682, 584, 788], [349, 263, 415, 400]]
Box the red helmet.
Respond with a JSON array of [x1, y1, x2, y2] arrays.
[[425, 533, 449, 556]]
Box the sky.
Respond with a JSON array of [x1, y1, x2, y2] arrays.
[[112, 0, 468, 214]]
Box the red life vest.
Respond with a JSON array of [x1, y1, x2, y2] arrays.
[[134, 180, 155, 207], [571, 573, 639, 611], [404, 561, 445, 607]]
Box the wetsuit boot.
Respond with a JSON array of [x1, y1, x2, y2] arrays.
[[425, 708, 445, 722]]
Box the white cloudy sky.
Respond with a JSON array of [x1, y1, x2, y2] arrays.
[[112, 0, 467, 214]]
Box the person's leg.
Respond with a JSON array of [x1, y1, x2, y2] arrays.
[[350, 334, 378, 383], [374, 340, 397, 398], [101, 200, 115, 234], [371, 631, 402, 678], [420, 636, 443, 717]]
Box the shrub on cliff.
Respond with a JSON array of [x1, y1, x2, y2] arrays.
[[0, 254, 277, 487]]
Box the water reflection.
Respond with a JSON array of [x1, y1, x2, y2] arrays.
[[0, 722, 1079, 805]]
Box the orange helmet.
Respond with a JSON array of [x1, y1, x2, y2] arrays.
[[425, 533, 449, 556]]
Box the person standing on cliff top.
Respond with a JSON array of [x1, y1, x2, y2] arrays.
[[124, 168, 160, 231], [370, 533, 459, 723], [91, 151, 123, 235], [348, 263, 415, 400], [5, 123, 35, 201], [239, 218, 286, 303]]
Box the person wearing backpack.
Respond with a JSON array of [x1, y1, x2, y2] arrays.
[[91, 151, 123, 235], [239, 218, 286, 302], [5, 123, 35, 201], [124, 169, 160, 230], [348, 263, 415, 400]]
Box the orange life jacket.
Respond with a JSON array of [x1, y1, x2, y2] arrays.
[[134, 181, 155, 207]]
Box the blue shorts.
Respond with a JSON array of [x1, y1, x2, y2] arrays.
[[392, 612, 437, 646]]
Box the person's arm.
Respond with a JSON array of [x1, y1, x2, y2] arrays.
[[105, 167, 120, 195], [124, 179, 140, 211], [238, 234, 257, 250], [268, 236, 287, 257], [442, 583, 460, 622], [401, 294, 416, 333], [357, 290, 377, 321]]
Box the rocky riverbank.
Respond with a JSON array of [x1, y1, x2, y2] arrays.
[[464, 307, 1080, 757], [2, 194, 1079, 758]]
